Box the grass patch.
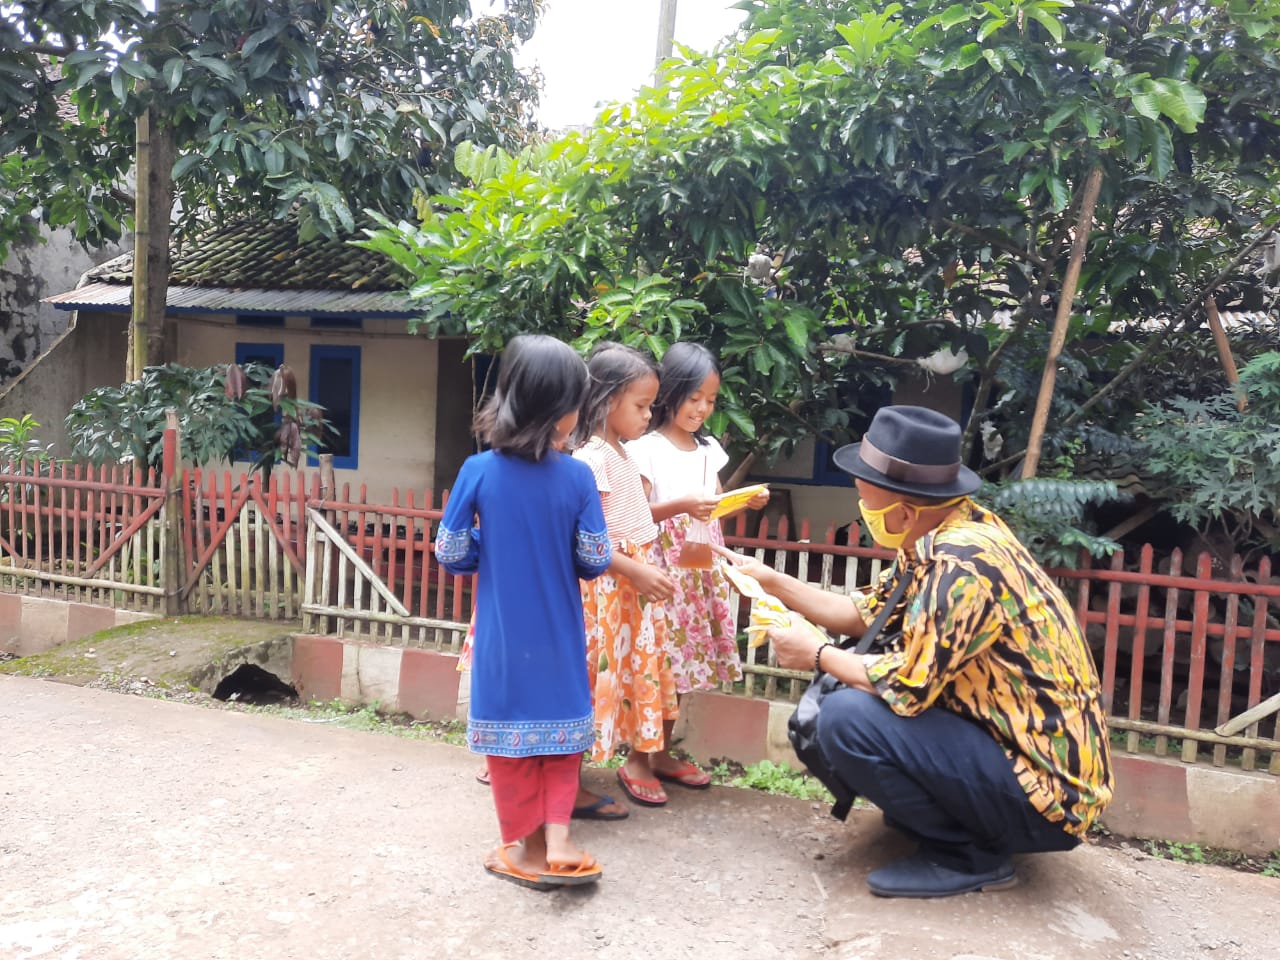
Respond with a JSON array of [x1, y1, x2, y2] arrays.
[[1140, 838, 1280, 877], [1089, 823, 1280, 879], [230, 697, 469, 744], [711, 758, 835, 803]]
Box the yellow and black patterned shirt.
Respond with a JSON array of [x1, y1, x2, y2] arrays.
[[861, 499, 1114, 837]]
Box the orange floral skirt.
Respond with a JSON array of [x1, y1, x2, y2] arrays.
[[581, 540, 678, 761]]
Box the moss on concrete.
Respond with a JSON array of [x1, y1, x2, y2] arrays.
[[0, 616, 301, 690]]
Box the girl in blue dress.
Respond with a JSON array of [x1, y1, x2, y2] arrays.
[[435, 334, 612, 889]]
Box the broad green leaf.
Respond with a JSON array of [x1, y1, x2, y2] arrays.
[[1145, 119, 1173, 181], [1026, 7, 1064, 44], [782, 313, 810, 350], [1002, 141, 1033, 163], [171, 153, 202, 179], [1129, 86, 1161, 122], [940, 4, 972, 30], [110, 67, 127, 103], [162, 57, 184, 92], [1043, 103, 1076, 134], [740, 29, 781, 56], [1151, 78, 1207, 134], [724, 407, 757, 441], [1046, 174, 1070, 212]]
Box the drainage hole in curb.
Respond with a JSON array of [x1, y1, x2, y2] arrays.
[[213, 664, 298, 706]]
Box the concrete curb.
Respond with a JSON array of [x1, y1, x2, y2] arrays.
[[0, 594, 153, 657], [290, 634, 462, 723], [290, 630, 1280, 857]]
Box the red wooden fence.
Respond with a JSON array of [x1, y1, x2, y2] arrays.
[[721, 513, 1280, 776], [1, 450, 1276, 774], [0, 459, 167, 611]]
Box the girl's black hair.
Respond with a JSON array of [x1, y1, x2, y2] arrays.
[[473, 334, 587, 461], [570, 343, 659, 448], [651, 341, 719, 446]]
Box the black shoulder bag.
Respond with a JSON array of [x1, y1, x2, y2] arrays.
[[786, 572, 911, 821]]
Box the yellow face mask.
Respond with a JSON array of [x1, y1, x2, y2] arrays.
[[858, 495, 967, 550]]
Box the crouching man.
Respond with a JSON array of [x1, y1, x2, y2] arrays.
[[728, 406, 1113, 899]]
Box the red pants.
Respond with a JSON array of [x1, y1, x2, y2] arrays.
[[486, 753, 581, 844]]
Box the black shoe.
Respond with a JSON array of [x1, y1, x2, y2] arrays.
[[867, 852, 1017, 899]]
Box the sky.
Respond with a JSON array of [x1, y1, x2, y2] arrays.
[[516, 0, 748, 128]]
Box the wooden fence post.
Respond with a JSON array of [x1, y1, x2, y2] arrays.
[[317, 454, 337, 632], [162, 408, 182, 616]]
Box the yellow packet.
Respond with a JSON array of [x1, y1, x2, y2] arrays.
[[710, 483, 769, 521], [720, 559, 824, 649]]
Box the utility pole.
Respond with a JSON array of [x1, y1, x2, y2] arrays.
[[655, 0, 678, 71]]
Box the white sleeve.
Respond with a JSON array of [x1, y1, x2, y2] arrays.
[[625, 434, 658, 484], [704, 437, 730, 479]]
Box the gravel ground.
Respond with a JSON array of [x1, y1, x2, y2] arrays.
[[3, 674, 1277, 960]]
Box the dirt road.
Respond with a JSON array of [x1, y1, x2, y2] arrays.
[[1, 675, 1275, 960]]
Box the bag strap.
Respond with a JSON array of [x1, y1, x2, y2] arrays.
[[848, 568, 912, 655]]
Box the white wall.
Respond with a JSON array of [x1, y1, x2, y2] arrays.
[[179, 315, 453, 502], [0, 309, 130, 454], [0, 228, 130, 384]]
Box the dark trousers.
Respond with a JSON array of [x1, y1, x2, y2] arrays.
[[817, 688, 1079, 873]]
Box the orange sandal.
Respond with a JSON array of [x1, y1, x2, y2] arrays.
[[484, 843, 555, 891], [540, 852, 603, 886]]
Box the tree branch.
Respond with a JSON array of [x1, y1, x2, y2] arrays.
[[1075, 4, 1142, 38], [110, 187, 136, 207], [940, 219, 1046, 268], [27, 43, 75, 57], [1064, 216, 1280, 427], [1021, 165, 1105, 478], [818, 343, 921, 367], [960, 185, 1083, 458]]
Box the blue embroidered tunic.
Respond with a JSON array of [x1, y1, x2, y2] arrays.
[[435, 450, 611, 757]]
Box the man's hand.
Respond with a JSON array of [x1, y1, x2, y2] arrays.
[[768, 614, 825, 671], [711, 543, 776, 588]]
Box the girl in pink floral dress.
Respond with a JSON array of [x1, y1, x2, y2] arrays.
[[627, 343, 769, 790]]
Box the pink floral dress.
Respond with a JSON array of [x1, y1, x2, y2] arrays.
[[627, 432, 743, 694]]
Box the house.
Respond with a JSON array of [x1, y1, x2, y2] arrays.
[[12, 217, 473, 501], [16, 213, 983, 525]]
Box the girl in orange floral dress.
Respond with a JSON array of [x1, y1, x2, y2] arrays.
[[572, 344, 680, 808]]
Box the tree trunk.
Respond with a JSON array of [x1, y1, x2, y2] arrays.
[[1020, 166, 1104, 479], [128, 103, 176, 380], [655, 0, 677, 71]]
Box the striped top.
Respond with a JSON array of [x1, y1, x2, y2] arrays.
[[574, 437, 659, 548], [862, 499, 1114, 837]]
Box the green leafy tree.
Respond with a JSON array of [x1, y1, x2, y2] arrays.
[[1139, 351, 1280, 558], [1, 0, 543, 371], [364, 1, 1280, 491], [64, 362, 329, 473]]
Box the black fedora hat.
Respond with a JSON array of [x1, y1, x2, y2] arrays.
[[832, 405, 981, 498]]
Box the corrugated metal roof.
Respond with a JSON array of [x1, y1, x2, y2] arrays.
[[44, 282, 421, 318]]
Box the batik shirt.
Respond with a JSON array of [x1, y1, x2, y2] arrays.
[[860, 499, 1114, 837]]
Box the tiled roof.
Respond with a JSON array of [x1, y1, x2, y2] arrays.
[[1074, 450, 1159, 499], [85, 217, 408, 292]]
